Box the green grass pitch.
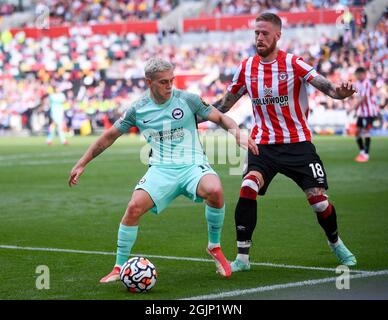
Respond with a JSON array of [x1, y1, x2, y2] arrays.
[[0, 135, 387, 299]]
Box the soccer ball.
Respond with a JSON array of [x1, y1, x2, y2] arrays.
[[119, 257, 157, 293]]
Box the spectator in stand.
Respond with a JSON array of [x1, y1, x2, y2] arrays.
[[0, 3, 16, 16], [210, 0, 369, 17], [29, 0, 178, 26]]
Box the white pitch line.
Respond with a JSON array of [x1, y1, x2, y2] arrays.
[[0, 244, 369, 274], [181, 270, 388, 300], [0, 150, 141, 166], [0, 159, 77, 166], [0, 149, 140, 161], [0, 245, 116, 256]]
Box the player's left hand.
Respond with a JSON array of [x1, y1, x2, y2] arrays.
[[336, 82, 356, 99]]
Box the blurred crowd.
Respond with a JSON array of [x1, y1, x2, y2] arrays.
[[0, 2, 16, 16], [210, 0, 369, 16], [0, 6, 386, 136], [291, 14, 387, 114], [0, 30, 145, 79], [32, 0, 178, 26]]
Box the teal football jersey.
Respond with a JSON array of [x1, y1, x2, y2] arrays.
[[114, 89, 212, 167], [49, 92, 66, 122]]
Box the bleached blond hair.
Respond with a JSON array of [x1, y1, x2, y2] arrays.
[[144, 58, 174, 80]]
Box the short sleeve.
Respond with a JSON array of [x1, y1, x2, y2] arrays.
[[183, 92, 213, 120], [227, 61, 248, 95], [114, 105, 136, 133], [294, 57, 318, 82]]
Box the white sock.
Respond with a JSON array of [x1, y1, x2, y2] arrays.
[[208, 242, 220, 250], [236, 254, 250, 264], [328, 237, 341, 248]]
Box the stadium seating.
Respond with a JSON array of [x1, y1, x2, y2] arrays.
[[209, 0, 352, 16], [37, 0, 178, 26], [0, 1, 386, 136]]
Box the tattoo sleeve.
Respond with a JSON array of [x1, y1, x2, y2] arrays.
[[309, 75, 339, 99], [217, 91, 244, 113]]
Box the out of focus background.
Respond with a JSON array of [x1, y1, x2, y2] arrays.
[[0, 0, 386, 138]]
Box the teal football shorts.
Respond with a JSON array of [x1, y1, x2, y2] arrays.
[[134, 163, 218, 214]]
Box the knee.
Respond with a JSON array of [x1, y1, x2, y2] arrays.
[[306, 193, 333, 219], [308, 194, 329, 212], [240, 172, 262, 200], [247, 169, 262, 177], [245, 171, 264, 188], [210, 185, 224, 198], [125, 200, 144, 220], [204, 185, 224, 208]]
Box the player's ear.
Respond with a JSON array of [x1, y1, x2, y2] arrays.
[[145, 78, 152, 87], [275, 30, 281, 41]]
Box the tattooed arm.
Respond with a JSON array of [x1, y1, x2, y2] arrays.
[[214, 91, 244, 114], [68, 126, 122, 187], [309, 75, 356, 100], [197, 91, 244, 123]]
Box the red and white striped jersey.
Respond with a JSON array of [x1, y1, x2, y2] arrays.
[[228, 50, 318, 144], [355, 79, 378, 118]]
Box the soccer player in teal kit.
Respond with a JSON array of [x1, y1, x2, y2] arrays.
[[68, 58, 258, 282], [47, 85, 68, 145]]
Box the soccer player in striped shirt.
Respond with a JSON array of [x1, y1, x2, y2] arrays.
[[352, 67, 379, 162], [217, 13, 357, 272]]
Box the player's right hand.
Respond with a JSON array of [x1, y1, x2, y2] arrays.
[[237, 131, 259, 155], [247, 136, 259, 155], [68, 165, 84, 187]]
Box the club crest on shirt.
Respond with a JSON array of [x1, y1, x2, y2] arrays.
[[278, 72, 288, 82], [172, 108, 184, 120]]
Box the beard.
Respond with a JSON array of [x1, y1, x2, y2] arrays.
[[256, 38, 277, 58]]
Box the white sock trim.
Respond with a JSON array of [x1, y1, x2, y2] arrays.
[[208, 242, 220, 250], [237, 241, 252, 248], [241, 179, 259, 193], [328, 237, 341, 248], [236, 254, 250, 264]]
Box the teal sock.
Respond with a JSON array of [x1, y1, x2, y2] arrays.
[[115, 224, 138, 267], [205, 204, 225, 246]]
